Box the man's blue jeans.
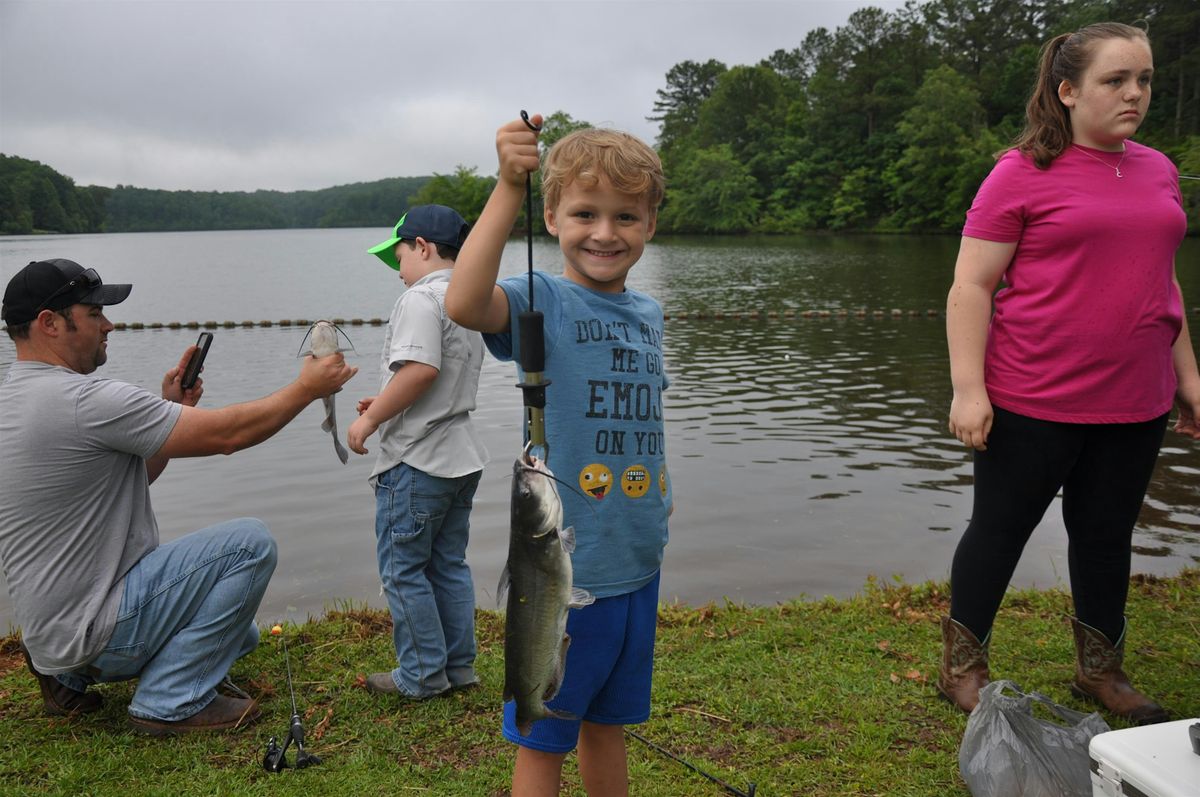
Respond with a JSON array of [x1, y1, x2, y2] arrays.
[[58, 518, 277, 721], [374, 463, 481, 697]]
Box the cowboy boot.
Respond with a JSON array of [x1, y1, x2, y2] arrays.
[[937, 616, 990, 713], [1070, 617, 1169, 726]]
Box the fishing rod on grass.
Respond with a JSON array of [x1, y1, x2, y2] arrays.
[[263, 624, 322, 772], [515, 109, 551, 463], [626, 729, 756, 797]]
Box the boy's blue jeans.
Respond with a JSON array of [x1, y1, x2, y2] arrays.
[[374, 463, 481, 697], [58, 518, 277, 721]]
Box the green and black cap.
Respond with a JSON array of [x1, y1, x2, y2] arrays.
[[368, 205, 470, 270]]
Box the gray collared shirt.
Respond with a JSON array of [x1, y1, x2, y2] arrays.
[[369, 269, 488, 483]]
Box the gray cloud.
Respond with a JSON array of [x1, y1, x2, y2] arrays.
[[1, 0, 902, 191]]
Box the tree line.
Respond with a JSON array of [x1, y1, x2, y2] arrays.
[[3, 0, 1197, 237], [643, 0, 1198, 234], [0, 154, 429, 235]]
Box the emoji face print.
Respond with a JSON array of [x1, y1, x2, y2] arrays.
[[659, 466, 668, 497], [579, 463, 613, 500], [621, 465, 650, 499]]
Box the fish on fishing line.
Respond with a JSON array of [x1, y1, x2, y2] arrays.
[[297, 320, 355, 464], [500, 442, 594, 735]]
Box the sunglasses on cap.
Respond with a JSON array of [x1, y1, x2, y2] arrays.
[[34, 268, 102, 315]]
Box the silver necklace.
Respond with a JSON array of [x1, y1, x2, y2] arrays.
[[1072, 144, 1126, 178]]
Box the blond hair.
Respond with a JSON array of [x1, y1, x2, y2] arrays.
[[542, 128, 665, 212]]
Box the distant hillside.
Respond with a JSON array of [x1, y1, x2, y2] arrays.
[[0, 154, 430, 234]]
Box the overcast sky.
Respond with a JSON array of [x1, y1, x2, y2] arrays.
[[1, 0, 903, 192]]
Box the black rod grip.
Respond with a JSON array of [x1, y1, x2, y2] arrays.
[[518, 311, 545, 373]]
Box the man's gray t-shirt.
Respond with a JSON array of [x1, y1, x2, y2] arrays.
[[0, 362, 181, 673]]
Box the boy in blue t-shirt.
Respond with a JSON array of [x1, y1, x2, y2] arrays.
[[446, 115, 671, 795]]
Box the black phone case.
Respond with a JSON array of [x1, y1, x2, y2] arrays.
[[181, 333, 212, 389]]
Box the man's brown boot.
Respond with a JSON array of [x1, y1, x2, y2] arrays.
[[937, 616, 990, 713], [127, 694, 262, 737], [1070, 617, 1169, 726], [20, 642, 103, 716]]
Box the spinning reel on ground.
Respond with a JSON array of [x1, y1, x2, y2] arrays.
[[262, 625, 322, 772]]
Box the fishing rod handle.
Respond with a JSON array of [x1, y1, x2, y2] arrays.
[[518, 311, 545, 373], [290, 713, 307, 748], [516, 310, 550, 447]]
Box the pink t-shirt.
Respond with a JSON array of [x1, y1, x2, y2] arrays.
[[963, 141, 1187, 423]]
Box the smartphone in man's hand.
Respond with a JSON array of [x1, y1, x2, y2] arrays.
[[181, 332, 213, 390]]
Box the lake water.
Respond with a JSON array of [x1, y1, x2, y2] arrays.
[[2, 229, 1199, 631]]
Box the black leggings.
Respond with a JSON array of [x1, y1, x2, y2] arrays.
[[950, 407, 1168, 644]]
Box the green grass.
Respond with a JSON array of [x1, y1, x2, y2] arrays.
[[2, 570, 1196, 796]]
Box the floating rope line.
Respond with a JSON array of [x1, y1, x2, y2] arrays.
[[13, 305, 1200, 333], [663, 308, 945, 320], [0, 309, 962, 332], [100, 318, 388, 331]]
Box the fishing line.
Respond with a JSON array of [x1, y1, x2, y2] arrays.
[[626, 729, 756, 796], [515, 442, 600, 518], [521, 110, 539, 315], [515, 110, 551, 462]]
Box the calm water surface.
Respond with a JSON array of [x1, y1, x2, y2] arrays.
[[2, 229, 1198, 630]]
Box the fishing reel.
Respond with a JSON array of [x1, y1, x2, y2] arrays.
[[262, 719, 322, 772], [262, 736, 289, 772], [262, 624, 322, 773]]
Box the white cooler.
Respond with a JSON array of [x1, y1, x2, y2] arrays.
[[1089, 718, 1200, 797]]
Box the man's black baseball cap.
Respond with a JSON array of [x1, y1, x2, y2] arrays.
[[2, 259, 132, 325]]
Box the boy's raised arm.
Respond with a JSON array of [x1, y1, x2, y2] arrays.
[[446, 115, 543, 334]]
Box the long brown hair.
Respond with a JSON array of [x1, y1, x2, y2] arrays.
[[1010, 22, 1150, 169]]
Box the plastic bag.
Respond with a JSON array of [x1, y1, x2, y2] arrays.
[[959, 679, 1111, 797]]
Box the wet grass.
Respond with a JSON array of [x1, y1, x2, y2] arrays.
[[1, 569, 1196, 796]]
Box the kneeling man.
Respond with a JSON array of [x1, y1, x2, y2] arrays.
[[0, 259, 356, 735]]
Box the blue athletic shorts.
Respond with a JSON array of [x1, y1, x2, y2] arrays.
[[502, 571, 660, 754]]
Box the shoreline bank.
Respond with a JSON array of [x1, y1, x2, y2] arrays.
[[2, 570, 1196, 795]]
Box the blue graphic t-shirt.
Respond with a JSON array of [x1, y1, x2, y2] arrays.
[[487, 272, 671, 598]]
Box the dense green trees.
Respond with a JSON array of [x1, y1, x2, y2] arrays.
[[661, 145, 760, 233], [882, 64, 997, 230], [0, 155, 105, 234], [647, 0, 1198, 234]]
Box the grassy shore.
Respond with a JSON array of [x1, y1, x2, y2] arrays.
[[2, 569, 1197, 796]]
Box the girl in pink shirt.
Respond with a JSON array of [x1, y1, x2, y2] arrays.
[[939, 21, 1200, 725]]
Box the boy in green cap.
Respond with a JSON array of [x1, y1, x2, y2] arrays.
[[350, 205, 489, 698]]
